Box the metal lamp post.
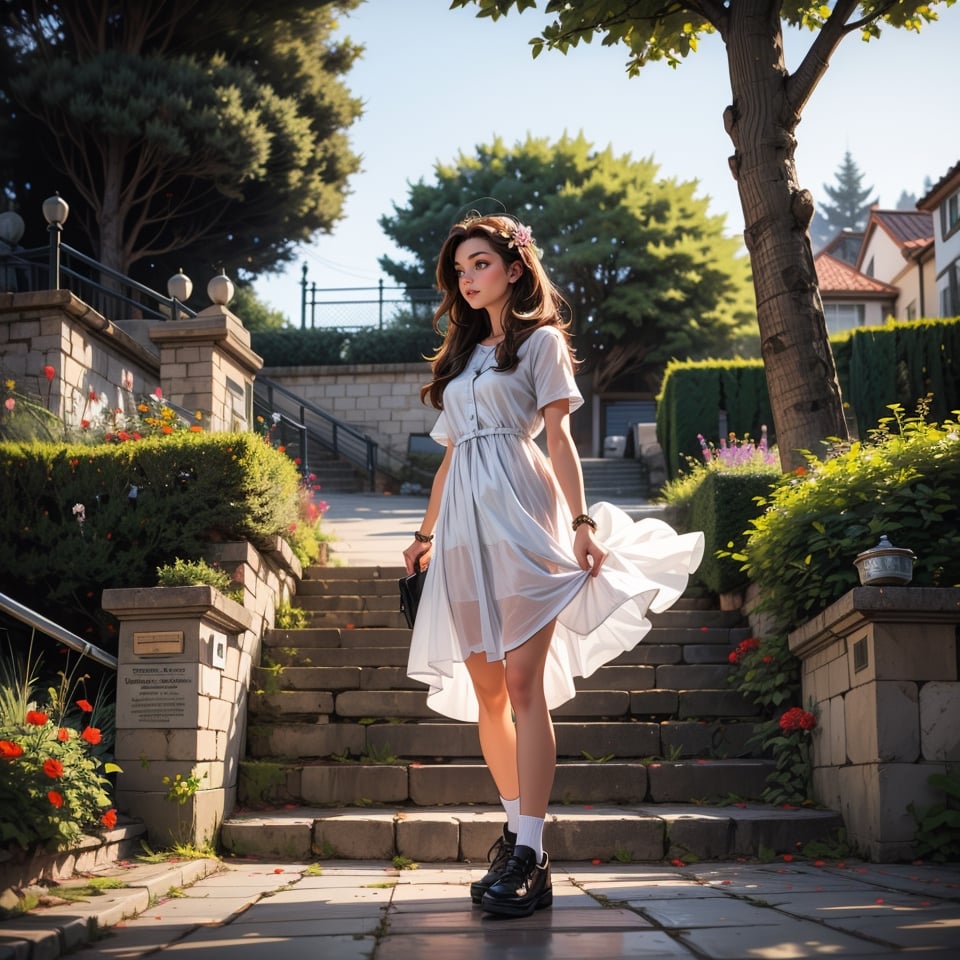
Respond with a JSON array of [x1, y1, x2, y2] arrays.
[[42, 193, 70, 290]]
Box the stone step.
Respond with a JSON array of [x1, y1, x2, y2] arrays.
[[220, 804, 844, 863], [246, 714, 762, 765], [253, 661, 738, 688], [242, 719, 762, 761], [237, 758, 775, 807]]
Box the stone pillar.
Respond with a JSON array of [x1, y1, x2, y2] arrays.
[[102, 584, 254, 848], [149, 303, 262, 433], [788, 586, 960, 862]]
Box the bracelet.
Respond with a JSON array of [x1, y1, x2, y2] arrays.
[[414, 530, 434, 543], [572, 514, 596, 532]]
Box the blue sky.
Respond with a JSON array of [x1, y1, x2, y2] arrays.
[[254, 0, 957, 324]]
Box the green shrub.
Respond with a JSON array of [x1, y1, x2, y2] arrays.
[[156, 558, 232, 592], [252, 327, 440, 367], [737, 404, 960, 632], [686, 471, 778, 595], [660, 438, 779, 595], [0, 433, 302, 646]]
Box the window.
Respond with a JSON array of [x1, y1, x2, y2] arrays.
[[824, 303, 865, 334], [905, 300, 917, 321], [864, 257, 875, 278], [946, 191, 960, 239]]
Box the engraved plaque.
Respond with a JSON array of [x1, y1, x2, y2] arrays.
[[133, 631, 184, 655]]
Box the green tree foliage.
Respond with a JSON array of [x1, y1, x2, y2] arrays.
[[0, 1, 363, 290], [229, 284, 289, 332], [810, 151, 878, 250], [380, 134, 757, 394], [451, 0, 954, 471]]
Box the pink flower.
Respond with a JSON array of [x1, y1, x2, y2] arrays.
[[3, 397, 13, 411], [508, 224, 534, 249]]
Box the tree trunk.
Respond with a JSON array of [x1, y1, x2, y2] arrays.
[[724, 0, 848, 471], [98, 140, 127, 278]]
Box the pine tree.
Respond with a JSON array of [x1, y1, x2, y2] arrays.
[[811, 151, 878, 250]]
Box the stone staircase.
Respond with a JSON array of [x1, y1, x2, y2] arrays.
[[581, 457, 648, 501], [221, 566, 842, 863]]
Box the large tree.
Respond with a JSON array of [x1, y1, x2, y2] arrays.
[[453, 0, 954, 470], [0, 1, 363, 289], [380, 133, 757, 394], [810, 150, 877, 250]]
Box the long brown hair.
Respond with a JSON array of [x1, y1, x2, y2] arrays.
[[421, 214, 575, 410]]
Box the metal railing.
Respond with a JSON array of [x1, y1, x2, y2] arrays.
[[0, 242, 196, 323], [299, 265, 440, 330], [253, 376, 379, 490], [0, 591, 118, 670]]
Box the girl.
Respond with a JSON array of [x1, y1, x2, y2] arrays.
[[403, 213, 703, 918]]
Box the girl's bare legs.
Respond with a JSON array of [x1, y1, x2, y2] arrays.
[[504, 619, 557, 819], [465, 651, 519, 802]]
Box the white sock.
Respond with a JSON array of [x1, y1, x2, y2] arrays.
[[500, 795, 520, 835], [516, 814, 544, 861]]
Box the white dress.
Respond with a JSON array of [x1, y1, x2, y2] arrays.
[[406, 325, 704, 722]]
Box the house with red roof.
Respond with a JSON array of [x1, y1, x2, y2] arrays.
[[916, 161, 960, 317], [814, 206, 938, 331]]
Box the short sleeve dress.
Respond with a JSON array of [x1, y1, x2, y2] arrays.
[[406, 325, 704, 722]]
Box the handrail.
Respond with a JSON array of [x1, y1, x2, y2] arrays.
[[0, 591, 118, 670], [254, 376, 379, 490], [0, 243, 196, 322]]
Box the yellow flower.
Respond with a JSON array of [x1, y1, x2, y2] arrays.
[[4, 379, 14, 390], [195, 410, 203, 420]]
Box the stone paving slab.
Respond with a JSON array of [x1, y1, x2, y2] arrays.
[[5, 854, 960, 960]]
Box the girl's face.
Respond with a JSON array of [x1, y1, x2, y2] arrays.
[[453, 236, 522, 324]]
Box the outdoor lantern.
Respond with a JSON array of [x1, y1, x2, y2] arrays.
[[167, 268, 193, 304], [42, 193, 70, 227], [207, 271, 235, 306], [853, 535, 916, 586], [0, 210, 25, 247]]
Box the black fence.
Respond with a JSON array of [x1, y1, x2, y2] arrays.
[[299, 264, 439, 330]]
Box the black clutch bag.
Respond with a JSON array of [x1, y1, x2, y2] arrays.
[[399, 560, 427, 629]]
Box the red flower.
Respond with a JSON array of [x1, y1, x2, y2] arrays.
[[48, 790, 64, 808], [43, 758, 65, 778], [0, 740, 24, 759], [26, 710, 48, 726], [81, 727, 102, 746], [728, 651, 739, 664], [779, 707, 817, 732], [100, 808, 118, 829], [76, 699, 94, 712], [43, 364, 55, 381], [57, 728, 70, 742]]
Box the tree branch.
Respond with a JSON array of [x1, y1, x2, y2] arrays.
[[786, 0, 861, 117]]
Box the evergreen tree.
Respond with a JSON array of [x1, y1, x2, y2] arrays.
[[896, 190, 918, 210], [811, 151, 878, 250], [0, 1, 363, 290], [380, 134, 758, 395]]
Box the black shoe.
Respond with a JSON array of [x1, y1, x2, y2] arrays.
[[480, 844, 552, 917], [470, 825, 516, 905]]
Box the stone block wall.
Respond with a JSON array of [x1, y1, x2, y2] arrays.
[[788, 586, 960, 862], [0, 290, 160, 427], [265, 363, 438, 467]]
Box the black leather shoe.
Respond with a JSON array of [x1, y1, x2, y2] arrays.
[[480, 844, 552, 917], [470, 825, 516, 905]]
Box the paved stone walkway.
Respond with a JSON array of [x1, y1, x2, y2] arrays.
[[4, 855, 960, 959]]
